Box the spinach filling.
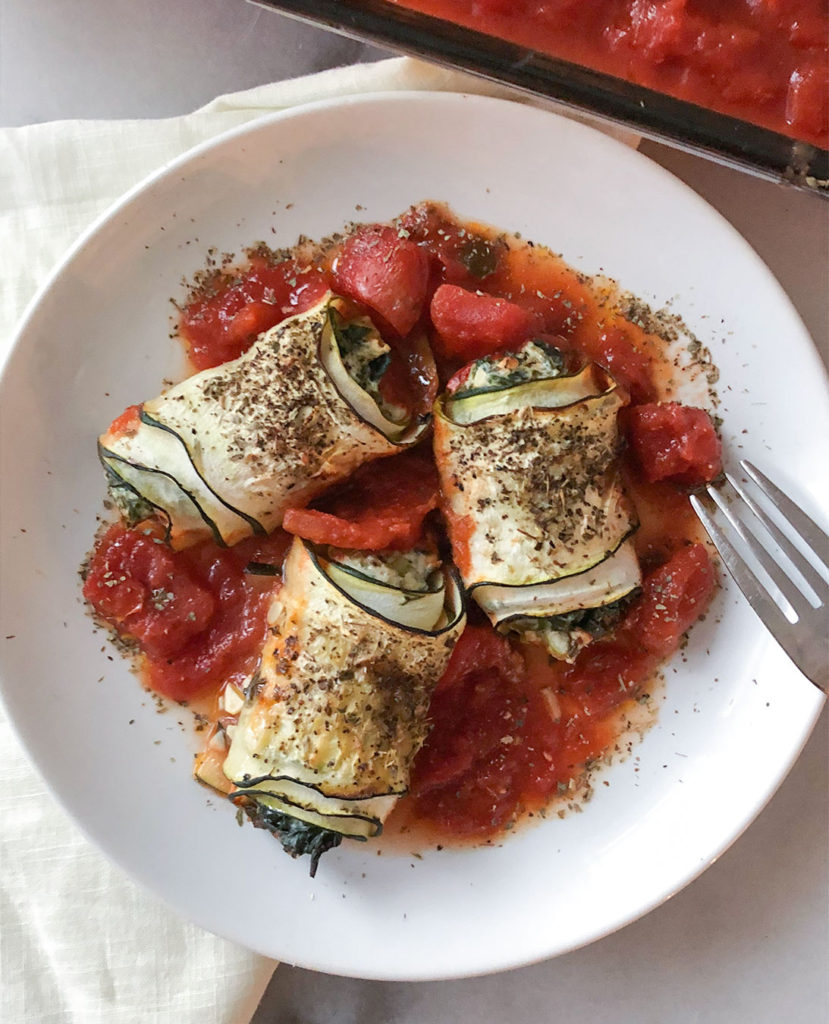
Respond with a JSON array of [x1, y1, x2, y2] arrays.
[[510, 589, 640, 639], [453, 339, 566, 400], [333, 319, 372, 360], [329, 310, 405, 423], [458, 236, 499, 279], [103, 460, 157, 526], [237, 798, 343, 878], [331, 315, 389, 386], [502, 589, 641, 661], [366, 350, 391, 382]]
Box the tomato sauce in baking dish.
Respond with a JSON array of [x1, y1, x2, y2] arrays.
[[84, 202, 721, 862], [388, 0, 829, 148]]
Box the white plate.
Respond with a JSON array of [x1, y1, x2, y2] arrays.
[[0, 93, 826, 981]]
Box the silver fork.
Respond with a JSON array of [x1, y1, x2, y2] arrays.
[[690, 460, 828, 695]]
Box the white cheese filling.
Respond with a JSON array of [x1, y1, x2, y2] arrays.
[[333, 548, 440, 592], [455, 340, 565, 396], [323, 310, 409, 431]]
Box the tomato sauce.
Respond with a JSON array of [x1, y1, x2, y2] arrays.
[[180, 258, 330, 370], [405, 542, 714, 839], [397, 203, 672, 401], [388, 0, 829, 148], [84, 525, 291, 703], [391, 204, 717, 838], [87, 201, 720, 843], [283, 447, 441, 550]]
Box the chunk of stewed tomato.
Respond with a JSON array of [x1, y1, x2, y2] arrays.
[[83, 525, 215, 658], [180, 261, 329, 370], [624, 542, 716, 659], [84, 525, 287, 701], [410, 625, 530, 832], [282, 448, 440, 550], [332, 225, 429, 337], [557, 639, 657, 720], [626, 402, 722, 486], [429, 284, 536, 360]]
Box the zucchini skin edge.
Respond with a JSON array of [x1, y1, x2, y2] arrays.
[[139, 408, 267, 539], [306, 540, 467, 637], [466, 523, 640, 594]]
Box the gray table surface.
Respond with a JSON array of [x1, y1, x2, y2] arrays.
[[2, 1, 827, 1021]]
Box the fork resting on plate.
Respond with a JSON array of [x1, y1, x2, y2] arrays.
[[690, 460, 828, 695]]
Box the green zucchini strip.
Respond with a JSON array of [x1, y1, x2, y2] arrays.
[[99, 294, 431, 548], [434, 348, 640, 660], [99, 416, 251, 547], [231, 788, 391, 840], [445, 363, 599, 425], [474, 536, 641, 625], [139, 410, 265, 537], [222, 536, 466, 867], [321, 558, 448, 634], [99, 446, 225, 547], [100, 446, 173, 540]]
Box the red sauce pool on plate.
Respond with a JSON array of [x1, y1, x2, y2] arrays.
[[86, 202, 720, 843], [84, 525, 291, 703]]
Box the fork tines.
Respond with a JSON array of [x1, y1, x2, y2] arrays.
[[690, 459, 828, 693]]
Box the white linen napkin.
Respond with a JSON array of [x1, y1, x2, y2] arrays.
[[0, 56, 639, 1023]]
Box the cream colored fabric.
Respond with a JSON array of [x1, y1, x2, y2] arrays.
[[0, 56, 638, 1023]]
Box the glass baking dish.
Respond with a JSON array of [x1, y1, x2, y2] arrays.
[[250, 0, 828, 197]]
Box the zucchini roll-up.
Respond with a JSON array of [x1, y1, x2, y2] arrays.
[[433, 341, 641, 661], [223, 536, 466, 873], [99, 295, 430, 548]]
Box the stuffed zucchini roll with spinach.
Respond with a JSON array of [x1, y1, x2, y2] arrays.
[[433, 340, 641, 661], [222, 535, 466, 874], [99, 294, 431, 549]]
